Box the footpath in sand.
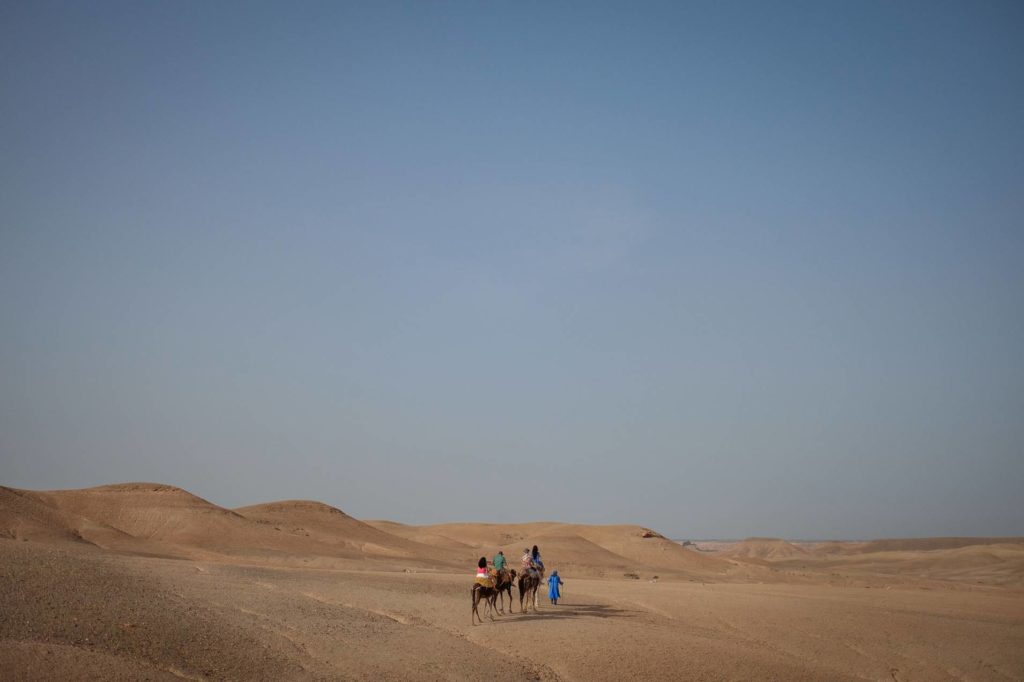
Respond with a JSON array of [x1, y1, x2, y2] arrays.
[[2, 483, 1023, 680]]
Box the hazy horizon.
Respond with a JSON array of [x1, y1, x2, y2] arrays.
[[2, 1, 1022, 540]]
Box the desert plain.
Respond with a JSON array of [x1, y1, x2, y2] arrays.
[[1, 483, 1022, 681]]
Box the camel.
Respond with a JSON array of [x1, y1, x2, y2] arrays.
[[471, 580, 501, 625], [494, 568, 517, 613], [517, 568, 543, 613]]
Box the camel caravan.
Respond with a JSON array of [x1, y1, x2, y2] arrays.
[[473, 545, 561, 625]]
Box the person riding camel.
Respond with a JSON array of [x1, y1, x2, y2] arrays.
[[476, 556, 495, 588], [521, 547, 541, 580], [531, 545, 544, 574], [493, 550, 508, 582]]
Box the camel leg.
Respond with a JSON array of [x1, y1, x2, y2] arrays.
[[482, 589, 494, 621], [472, 587, 485, 626]]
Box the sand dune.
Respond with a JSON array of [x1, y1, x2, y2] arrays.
[[0, 486, 132, 548], [5, 483, 450, 567], [797, 543, 1024, 588], [722, 537, 811, 560], [716, 536, 1024, 589], [809, 537, 1024, 556], [4, 484, 716, 575], [561, 524, 730, 573], [3, 482, 1023, 680], [32, 483, 256, 552], [855, 536, 1024, 554], [22, 483, 320, 560], [365, 520, 731, 577], [365, 519, 479, 550], [365, 520, 561, 550], [235, 500, 460, 565], [810, 540, 866, 555]]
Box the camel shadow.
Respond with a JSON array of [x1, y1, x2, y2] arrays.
[[488, 602, 636, 624]]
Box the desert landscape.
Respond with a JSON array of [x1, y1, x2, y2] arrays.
[[2, 483, 1022, 681], [5, 2, 1022, 680]]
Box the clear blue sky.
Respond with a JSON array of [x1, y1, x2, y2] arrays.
[[2, 1, 1022, 539]]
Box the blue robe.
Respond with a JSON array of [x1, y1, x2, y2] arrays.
[[547, 574, 563, 600]]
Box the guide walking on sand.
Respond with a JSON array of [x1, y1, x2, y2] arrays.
[[547, 570, 564, 605]]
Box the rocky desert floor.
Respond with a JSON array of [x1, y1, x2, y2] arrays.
[[2, 483, 1023, 681]]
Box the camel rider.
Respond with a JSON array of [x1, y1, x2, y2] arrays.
[[521, 548, 539, 579], [531, 545, 544, 573], [476, 556, 495, 588], [493, 550, 507, 581]]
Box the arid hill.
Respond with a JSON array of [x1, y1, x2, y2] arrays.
[[2, 483, 452, 568], [2, 483, 724, 577], [0, 486, 132, 548], [811, 540, 866, 555], [713, 535, 1024, 589], [31, 483, 254, 554], [3, 481, 1023, 680], [855, 537, 1024, 554], [365, 520, 732, 578], [811, 537, 1024, 555], [234, 499, 459, 565], [721, 537, 810, 561], [801, 543, 1024, 587]]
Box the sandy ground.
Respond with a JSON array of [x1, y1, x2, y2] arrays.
[[2, 484, 1023, 680]]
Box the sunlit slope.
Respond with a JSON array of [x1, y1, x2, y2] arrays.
[[804, 543, 1024, 587], [0, 486, 132, 548], [235, 500, 461, 565], [722, 537, 811, 560], [729, 536, 1024, 587], [6, 483, 443, 566]]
